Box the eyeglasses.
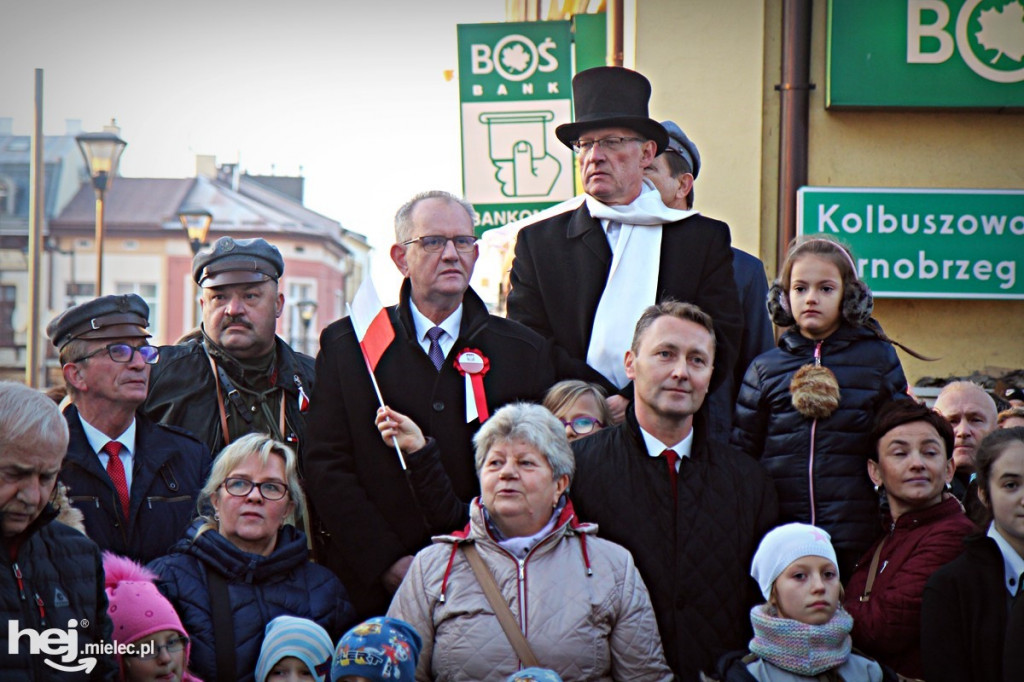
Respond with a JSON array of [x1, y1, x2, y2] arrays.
[[127, 636, 189, 660], [560, 416, 604, 435], [569, 136, 645, 156], [222, 477, 288, 500], [401, 235, 478, 253], [71, 343, 159, 365]]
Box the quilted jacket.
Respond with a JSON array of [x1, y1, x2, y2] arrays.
[[843, 495, 974, 679], [387, 498, 673, 682], [148, 519, 356, 682], [731, 322, 909, 557], [571, 408, 779, 681]]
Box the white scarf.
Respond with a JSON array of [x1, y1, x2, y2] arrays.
[[585, 181, 697, 388]]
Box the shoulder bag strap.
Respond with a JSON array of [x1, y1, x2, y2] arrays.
[[206, 567, 237, 682], [461, 543, 540, 668], [858, 537, 887, 602]]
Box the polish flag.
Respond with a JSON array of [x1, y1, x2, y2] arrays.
[[348, 278, 395, 372]]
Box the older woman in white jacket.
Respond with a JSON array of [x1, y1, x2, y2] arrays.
[[386, 402, 672, 682]]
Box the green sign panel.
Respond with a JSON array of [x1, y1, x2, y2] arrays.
[[798, 187, 1024, 299], [827, 0, 1024, 108], [457, 21, 576, 233]]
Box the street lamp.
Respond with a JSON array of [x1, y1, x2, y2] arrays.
[[76, 121, 126, 295], [177, 206, 213, 255], [296, 300, 318, 355]]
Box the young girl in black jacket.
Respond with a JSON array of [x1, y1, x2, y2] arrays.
[[731, 238, 921, 576]]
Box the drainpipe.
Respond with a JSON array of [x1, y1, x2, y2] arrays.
[[776, 0, 814, 269], [607, 0, 624, 66]]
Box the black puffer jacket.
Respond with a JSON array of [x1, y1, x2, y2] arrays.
[[731, 322, 908, 556], [571, 409, 778, 681], [1, 506, 116, 681], [148, 520, 356, 682]]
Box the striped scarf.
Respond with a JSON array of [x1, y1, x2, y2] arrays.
[[748, 603, 853, 676]]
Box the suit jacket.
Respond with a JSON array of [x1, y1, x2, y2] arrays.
[[61, 405, 212, 564], [303, 280, 564, 617], [507, 203, 743, 395]]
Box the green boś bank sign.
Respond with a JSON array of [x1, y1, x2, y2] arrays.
[[798, 187, 1024, 299], [827, 0, 1024, 108]]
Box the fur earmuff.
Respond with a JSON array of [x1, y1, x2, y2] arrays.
[[841, 279, 874, 326], [790, 364, 841, 419], [767, 282, 795, 327]]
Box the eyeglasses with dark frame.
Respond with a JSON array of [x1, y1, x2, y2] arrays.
[[126, 635, 189, 660], [401, 235, 478, 253], [71, 343, 160, 365], [221, 477, 289, 500], [560, 416, 604, 435], [569, 136, 646, 156]]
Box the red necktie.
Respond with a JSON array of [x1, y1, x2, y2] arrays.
[[663, 449, 679, 505], [103, 441, 130, 522]]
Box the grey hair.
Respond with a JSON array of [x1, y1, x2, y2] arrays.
[[0, 382, 69, 460], [195, 432, 306, 535], [473, 402, 575, 484], [936, 381, 999, 423], [394, 190, 476, 243]]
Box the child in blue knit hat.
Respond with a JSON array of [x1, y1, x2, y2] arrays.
[[705, 523, 894, 681], [331, 617, 421, 681], [255, 615, 333, 682]]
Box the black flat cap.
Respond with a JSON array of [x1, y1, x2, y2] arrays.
[[47, 294, 150, 349], [555, 67, 668, 154], [192, 237, 284, 288]]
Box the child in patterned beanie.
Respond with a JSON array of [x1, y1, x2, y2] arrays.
[[331, 617, 422, 681], [704, 523, 894, 681], [255, 615, 333, 682], [506, 668, 564, 682]]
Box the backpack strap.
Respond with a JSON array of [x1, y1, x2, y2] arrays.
[[206, 568, 236, 682]]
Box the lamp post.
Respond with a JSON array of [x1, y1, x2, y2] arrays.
[[177, 206, 213, 255], [76, 121, 126, 296], [296, 300, 318, 355]]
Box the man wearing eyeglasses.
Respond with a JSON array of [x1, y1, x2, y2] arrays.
[[304, 190, 574, 617], [507, 67, 742, 429], [47, 294, 211, 564]]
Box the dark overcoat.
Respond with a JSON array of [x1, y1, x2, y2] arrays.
[[507, 204, 743, 396], [303, 281, 562, 617]]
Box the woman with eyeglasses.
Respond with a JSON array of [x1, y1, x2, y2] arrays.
[[148, 434, 356, 682], [543, 380, 611, 443], [103, 551, 201, 682]]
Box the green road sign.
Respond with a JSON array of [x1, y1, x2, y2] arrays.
[[798, 187, 1024, 299], [827, 0, 1024, 108], [458, 21, 576, 231]]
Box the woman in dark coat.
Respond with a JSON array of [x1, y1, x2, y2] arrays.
[[843, 400, 974, 679], [149, 433, 356, 682], [921, 427, 1024, 682]]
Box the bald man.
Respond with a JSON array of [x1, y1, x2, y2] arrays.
[[933, 381, 998, 523]]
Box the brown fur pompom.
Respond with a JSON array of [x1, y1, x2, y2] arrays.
[[790, 364, 841, 419]]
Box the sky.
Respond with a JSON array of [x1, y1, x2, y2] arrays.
[[3, 0, 508, 300]]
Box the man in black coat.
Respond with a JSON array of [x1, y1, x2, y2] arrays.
[[507, 67, 742, 424], [47, 294, 212, 565], [304, 190, 573, 617], [571, 301, 778, 681]]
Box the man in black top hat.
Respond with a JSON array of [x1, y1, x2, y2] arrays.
[[643, 119, 774, 441], [507, 67, 743, 425], [48, 294, 211, 564], [143, 237, 315, 458]]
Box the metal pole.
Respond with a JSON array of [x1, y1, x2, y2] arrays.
[[607, 0, 624, 66], [25, 69, 44, 388], [94, 188, 105, 295]]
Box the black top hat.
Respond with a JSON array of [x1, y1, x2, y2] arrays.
[[555, 67, 668, 154]]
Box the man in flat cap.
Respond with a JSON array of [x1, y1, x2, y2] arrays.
[[507, 67, 743, 427], [48, 294, 211, 564], [144, 237, 315, 459], [304, 190, 579, 617], [643, 119, 774, 440]]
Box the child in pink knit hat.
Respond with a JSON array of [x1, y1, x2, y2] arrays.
[[103, 552, 201, 682]]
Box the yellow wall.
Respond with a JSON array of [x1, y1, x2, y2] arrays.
[[637, 0, 1024, 384]]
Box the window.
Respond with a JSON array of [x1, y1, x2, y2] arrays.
[[287, 281, 317, 355], [0, 178, 12, 215], [0, 285, 15, 346], [115, 282, 159, 338]]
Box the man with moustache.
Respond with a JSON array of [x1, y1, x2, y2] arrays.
[[144, 237, 315, 458], [933, 380, 999, 522], [48, 294, 211, 564], [570, 301, 777, 681]]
